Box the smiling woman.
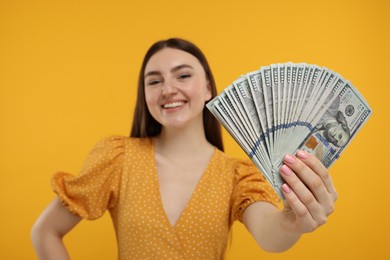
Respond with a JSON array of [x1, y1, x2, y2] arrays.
[[131, 38, 223, 151], [31, 38, 337, 259]]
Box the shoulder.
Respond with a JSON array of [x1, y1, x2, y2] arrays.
[[87, 136, 153, 161], [95, 135, 153, 150]]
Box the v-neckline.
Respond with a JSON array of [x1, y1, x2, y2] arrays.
[[150, 139, 217, 230]]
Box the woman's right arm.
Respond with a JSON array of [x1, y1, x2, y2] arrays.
[[31, 198, 82, 260]]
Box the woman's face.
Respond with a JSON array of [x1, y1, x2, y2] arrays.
[[144, 48, 211, 130]]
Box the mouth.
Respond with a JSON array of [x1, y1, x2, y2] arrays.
[[162, 101, 186, 109]]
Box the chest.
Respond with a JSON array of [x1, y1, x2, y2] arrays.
[[110, 140, 237, 227], [111, 146, 235, 257], [156, 157, 209, 226]]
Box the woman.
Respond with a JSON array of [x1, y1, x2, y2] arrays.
[[31, 38, 337, 259]]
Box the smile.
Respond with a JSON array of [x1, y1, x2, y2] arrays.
[[162, 101, 186, 109]]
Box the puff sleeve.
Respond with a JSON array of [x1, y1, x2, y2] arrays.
[[231, 159, 281, 223], [52, 136, 125, 220]]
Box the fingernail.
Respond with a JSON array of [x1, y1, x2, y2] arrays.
[[284, 154, 296, 164], [297, 150, 309, 159], [280, 165, 292, 176], [282, 183, 291, 193]]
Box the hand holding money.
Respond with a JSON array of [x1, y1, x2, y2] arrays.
[[207, 62, 372, 198], [279, 150, 337, 234]]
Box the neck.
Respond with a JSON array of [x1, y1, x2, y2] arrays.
[[154, 124, 213, 159]]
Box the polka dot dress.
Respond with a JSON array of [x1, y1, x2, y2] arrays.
[[52, 136, 280, 259]]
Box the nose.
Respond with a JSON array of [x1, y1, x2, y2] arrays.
[[161, 80, 178, 97]]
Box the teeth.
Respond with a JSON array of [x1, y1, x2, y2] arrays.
[[163, 101, 184, 108]]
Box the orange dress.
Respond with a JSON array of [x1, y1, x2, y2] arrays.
[[52, 136, 280, 259]]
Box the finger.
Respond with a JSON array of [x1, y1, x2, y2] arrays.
[[283, 153, 336, 216], [280, 163, 325, 220], [283, 154, 329, 202], [281, 183, 319, 233], [295, 150, 338, 202]]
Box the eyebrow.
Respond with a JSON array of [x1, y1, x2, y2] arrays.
[[144, 64, 194, 78]]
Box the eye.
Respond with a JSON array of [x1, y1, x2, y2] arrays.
[[149, 80, 160, 85], [178, 74, 191, 80], [146, 78, 162, 86]]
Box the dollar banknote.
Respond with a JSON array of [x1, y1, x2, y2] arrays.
[[206, 62, 372, 198]]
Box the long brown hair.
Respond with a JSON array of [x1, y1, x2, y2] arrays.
[[130, 38, 224, 151]]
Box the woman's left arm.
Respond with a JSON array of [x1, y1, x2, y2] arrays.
[[242, 150, 338, 252]]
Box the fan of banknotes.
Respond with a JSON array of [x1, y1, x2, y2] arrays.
[[206, 62, 372, 198]]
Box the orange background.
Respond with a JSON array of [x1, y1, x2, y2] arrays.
[[1, 0, 389, 259]]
